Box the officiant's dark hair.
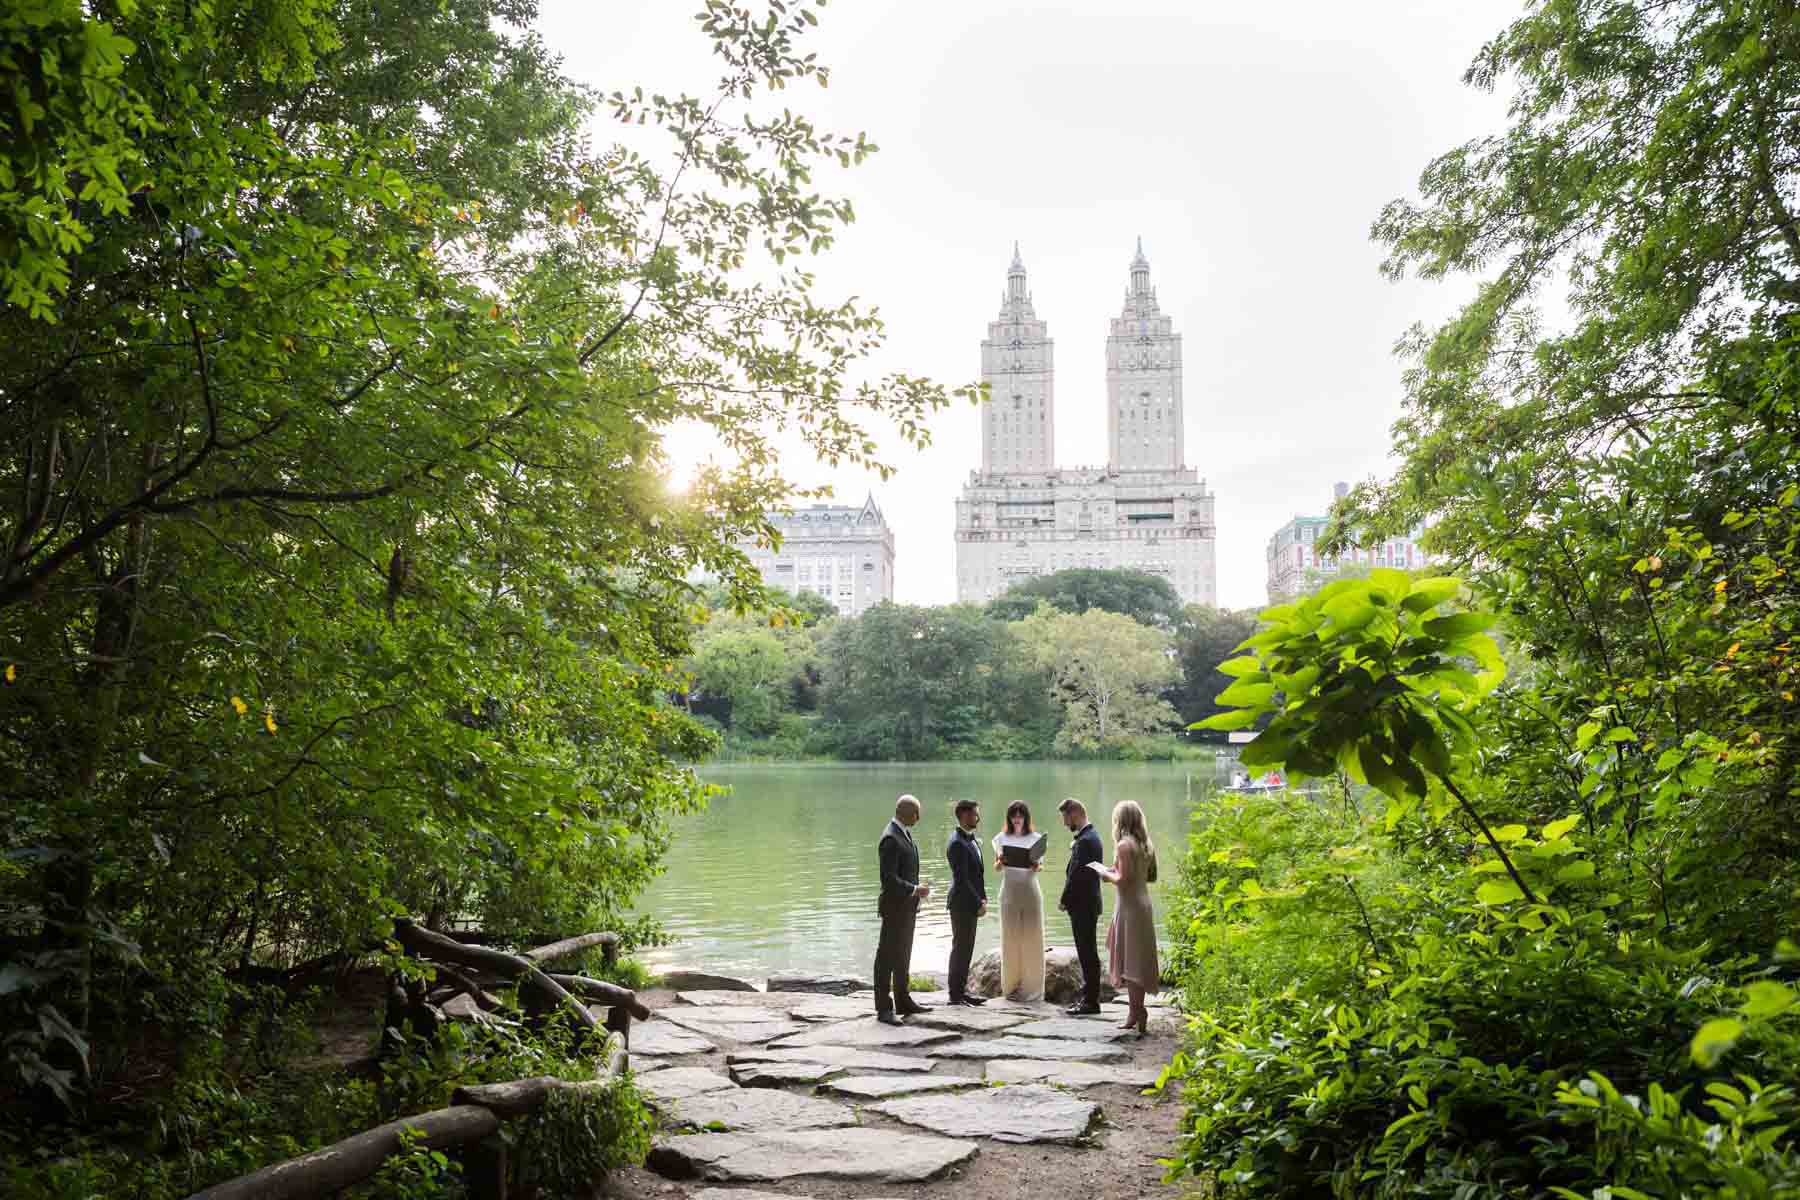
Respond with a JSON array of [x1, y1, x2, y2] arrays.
[[1005, 801, 1033, 835], [954, 798, 979, 817]]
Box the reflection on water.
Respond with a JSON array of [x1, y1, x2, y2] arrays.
[[633, 761, 1215, 980]]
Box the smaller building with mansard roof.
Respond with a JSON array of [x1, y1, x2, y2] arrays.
[[738, 494, 896, 617]]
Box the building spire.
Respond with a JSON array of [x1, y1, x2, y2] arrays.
[[1129, 237, 1151, 295], [1009, 241, 1025, 274]]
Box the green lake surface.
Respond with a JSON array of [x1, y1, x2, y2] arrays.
[[633, 760, 1222, 981]]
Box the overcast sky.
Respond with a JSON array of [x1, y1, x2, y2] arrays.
[[535, 1, 1524, 610]]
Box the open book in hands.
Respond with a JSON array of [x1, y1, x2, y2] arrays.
[[995, 832, 1047, 868]]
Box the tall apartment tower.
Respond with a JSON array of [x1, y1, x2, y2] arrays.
[[979, 244, 1056, 473], [1106, 239, 1184, 471], [954, 241, 1218, 608]]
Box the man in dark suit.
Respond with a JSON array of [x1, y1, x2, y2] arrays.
[[874, 793, 931, 1025], [945, 799, 988, 1007], [1057, 796, 1104, 1015]]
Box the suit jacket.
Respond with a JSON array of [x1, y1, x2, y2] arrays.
[[945, 828, 986, 914], [877, 818, 921, 916], [1061, 823, 1104, 916]]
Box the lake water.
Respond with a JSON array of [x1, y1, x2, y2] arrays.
[[633, 761, 1218, 980]]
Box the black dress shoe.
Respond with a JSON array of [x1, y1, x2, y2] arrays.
[[1065, 1002, 1102, 1015], [895, 1002, 931, 1015], [958, 995, 987, 1007], [876, 1011, 904, 1026]]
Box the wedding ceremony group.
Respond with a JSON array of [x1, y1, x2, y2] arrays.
[[872, 794, 1162, 1034]]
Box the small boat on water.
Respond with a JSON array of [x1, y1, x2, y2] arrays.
[[1222, 768, 1286, 794]]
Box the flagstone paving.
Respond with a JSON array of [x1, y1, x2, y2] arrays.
[[618, 972, 1186, 1197], [985, 1059, 1166, 1090], [868, 1083, 1100, 1145], [634, 1066, 737, 1102], [665, 1087, 858, 1133], [768, 1015, 960, 1051], [818, 1073, 984, 1100], [931, 1035, 1131, 1063], [647, 1128, 976, 1184]]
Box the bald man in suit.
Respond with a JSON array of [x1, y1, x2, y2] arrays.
[[873, 794, 931, 1024]]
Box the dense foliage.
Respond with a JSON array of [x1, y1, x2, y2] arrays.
[[679, 577, 1253, 761], [1165, 1, 1800, 1195], [0, 0, 969, 1187]]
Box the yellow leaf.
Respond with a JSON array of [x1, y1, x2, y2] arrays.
[[3, 663, 13, 684], [230, 695, 248, 716], [264, 712, 279, 735], [1726, 643, 1740, 658]]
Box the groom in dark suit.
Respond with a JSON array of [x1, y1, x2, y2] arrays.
[[874, 794, 931, 1025], [1057, 796, 1104, 1015], [945, 799, 988, 1007]]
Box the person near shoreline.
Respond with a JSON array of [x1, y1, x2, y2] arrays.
[[1056, 796, 1104, 1015], [873, 793, 931, 1025], [945, 798, 988, 1007], [991, 800, 1045, 1002], [1095, 798, 1160, 1035]]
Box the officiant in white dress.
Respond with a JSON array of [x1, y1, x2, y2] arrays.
[[991, 800, 1046, 1002]]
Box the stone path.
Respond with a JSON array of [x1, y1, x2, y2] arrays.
[[612, 979, 1189, 1199]]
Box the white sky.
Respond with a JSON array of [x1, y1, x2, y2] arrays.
[[535, 1, 1523, 610]]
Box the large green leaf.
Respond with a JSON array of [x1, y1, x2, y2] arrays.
[[1421, 612, 1498, 639]]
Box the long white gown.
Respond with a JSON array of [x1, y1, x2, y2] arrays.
[[992, 833, 1046, 1001]]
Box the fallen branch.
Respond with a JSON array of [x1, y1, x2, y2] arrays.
[[185, 1106, 500, 1200], [393, 918, 597, 1033], [427, 962, 504, 1012], [548, 973, 652, 1022], [524, 930, 620, 966]]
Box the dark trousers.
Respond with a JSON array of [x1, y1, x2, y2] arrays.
[[1069, 907, 1101, 1008], [873, 900, 919, 1013], [947, 906, 978, 1000]]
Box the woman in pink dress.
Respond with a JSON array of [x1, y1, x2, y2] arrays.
[[1095, 799, 1159, 1035]]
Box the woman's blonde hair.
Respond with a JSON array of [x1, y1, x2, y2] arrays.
[[1111, 800, 1157, 882]]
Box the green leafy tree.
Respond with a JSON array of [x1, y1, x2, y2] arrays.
[[816, 604, 1052, 759], [1162, 3, 1800, 1195], [984, 567, 1185, 629], [1171, 604, 1261, 725], [1016, 606, 1179, 751], [0, 0, 970, 1115]]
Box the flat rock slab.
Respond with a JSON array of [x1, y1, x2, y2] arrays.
[[869, 1083, 1099, 1145], [730, 1060, 843, 1088], [905, 1005, 1035, 1034], [1006, 1017, 1139, 1042], [986, 1060, 1165, 1090], [659, 1010, 803, 1044], [766, 972, 869, 995], [630, 1022, 717, 1056], [820, 1073, 982, 1100], [933, 1036, 1128, 1063], [634, 1067, 737, 1102], [789, 994, 880, 1022], [678, 990, 800, 1009], [660, 970, 758, 992], [648, 1127, 977, 1184], [770, 1016, 958, 1051], [691, 1193, 908, 1200], [730, 1045, 937, 1074], [668, 1087, 856, 1133]]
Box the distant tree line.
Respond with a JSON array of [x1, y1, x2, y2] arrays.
[[677, 568, 1260, 760]]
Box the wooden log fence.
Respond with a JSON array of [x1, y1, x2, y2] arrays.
[[184, 921, 644, 1200]]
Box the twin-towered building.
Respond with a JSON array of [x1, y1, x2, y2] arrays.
[[955, 243, 1219, 606]]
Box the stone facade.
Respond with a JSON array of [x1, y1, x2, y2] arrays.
[[741, 495, 895, 617], [955, 244, 1218, 607], [1265, 482, 1437, 603], [981, 244, 1055, 474]]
